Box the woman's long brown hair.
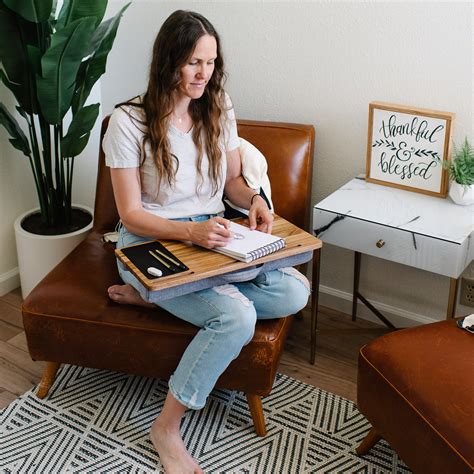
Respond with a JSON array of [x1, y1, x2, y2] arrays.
[[142, 10, 227, 195]]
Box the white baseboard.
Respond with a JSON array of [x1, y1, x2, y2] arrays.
[[0, 267, 20, 297], [319, 284, 440, 328]]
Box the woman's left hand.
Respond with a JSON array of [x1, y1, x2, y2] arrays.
[[248, 195, 273, 233]]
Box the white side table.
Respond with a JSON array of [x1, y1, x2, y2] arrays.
[[313, 177, 474, 326]]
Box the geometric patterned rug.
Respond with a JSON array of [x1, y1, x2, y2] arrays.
[[0, 365, 411, 473]]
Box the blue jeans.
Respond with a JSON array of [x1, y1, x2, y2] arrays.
[[116, 215, 310, 409]]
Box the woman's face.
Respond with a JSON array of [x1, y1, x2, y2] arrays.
[[178, 34, 217, 101]]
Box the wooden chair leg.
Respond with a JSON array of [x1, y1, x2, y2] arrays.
[[37, 362, 61, 399], [246, 393, 267, 436], [356, 427, 382, 455]]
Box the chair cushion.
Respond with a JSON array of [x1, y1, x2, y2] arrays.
[[358, 319, 474, 473], [22, 231, 291, 394]]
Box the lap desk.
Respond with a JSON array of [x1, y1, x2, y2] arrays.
[[116, 215, 321, 301]]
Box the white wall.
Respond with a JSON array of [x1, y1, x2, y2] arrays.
[[2, 1, 472, 324]]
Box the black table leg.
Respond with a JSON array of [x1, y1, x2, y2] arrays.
[[447, 277, 459, 319], [352, 251, 395, 329], [352, 251, 361, 321], [310, 247, 321, 365]]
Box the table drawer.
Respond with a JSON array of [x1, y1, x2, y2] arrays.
[[313, 208, 470, 278]]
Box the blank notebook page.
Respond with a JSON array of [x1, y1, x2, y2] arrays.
[[214, 221, 285, 262]]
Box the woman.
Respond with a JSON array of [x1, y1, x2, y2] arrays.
[[103, 10, 310, 473]]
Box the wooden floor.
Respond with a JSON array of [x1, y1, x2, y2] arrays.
[[0, 288, 389, 410]]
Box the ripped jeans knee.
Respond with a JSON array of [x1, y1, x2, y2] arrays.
[[231, 267, 310, 318], [278, 267, 310, 292]]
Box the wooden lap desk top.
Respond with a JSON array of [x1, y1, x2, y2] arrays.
[[116, 215, 322, 362]]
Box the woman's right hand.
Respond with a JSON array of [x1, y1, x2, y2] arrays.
[[189, 217, 234, 249]]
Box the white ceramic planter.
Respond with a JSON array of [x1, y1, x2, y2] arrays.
[[14, 205, 93, 299], [449, 181, 474, 206]]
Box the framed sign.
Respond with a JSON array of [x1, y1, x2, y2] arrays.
[[366, 102, 454, 197]]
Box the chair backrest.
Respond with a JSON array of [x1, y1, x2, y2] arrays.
[[237, 120, 314, 230], [93, 117, 315, 233]]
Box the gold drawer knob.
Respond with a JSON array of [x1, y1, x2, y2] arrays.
[[376, 239, 385, 248]]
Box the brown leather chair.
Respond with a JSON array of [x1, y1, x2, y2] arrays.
[[356, 318, 474, 473], [22, 118, 315, 436]]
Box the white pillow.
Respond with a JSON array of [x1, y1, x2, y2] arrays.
[[237, 137, 274, 211]]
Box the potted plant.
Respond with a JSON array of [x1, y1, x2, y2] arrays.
[[0, 0, 129, 296], [445, 138, 474, 205]]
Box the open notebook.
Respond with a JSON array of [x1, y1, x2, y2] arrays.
[[213, 221, 285, 263]]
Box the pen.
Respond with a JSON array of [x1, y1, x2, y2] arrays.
[[153, 247, 187, 270], [148, 250, 172, 269]]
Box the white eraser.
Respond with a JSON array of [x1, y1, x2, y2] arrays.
[[462, 314, 474, 329], [147, 266, 163, 277]]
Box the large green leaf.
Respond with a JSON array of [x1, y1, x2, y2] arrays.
[[0, 10, 38, 113], [27, 45, 42, 75], [0, 102, 31, 156], [61, 103, 99, 157], [36, 17, 96, 125], [85, 2, 129, 55], [3, 0, 52, 22], [56, 0, 107, 30], [72, 3, 130, 114]]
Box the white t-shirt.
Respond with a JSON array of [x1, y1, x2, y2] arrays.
[[103, 94, 240, 219]]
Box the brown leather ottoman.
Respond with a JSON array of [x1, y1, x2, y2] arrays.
[[356, 318, 474, 473]]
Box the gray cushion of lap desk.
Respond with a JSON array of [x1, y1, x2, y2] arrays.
[[134, 251, 313, 302]]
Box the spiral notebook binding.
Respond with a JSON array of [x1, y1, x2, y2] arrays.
[[247, 239, 285, 262]]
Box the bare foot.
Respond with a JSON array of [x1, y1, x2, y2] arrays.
[[108, 284, 154, 308], [150, 420, 203, 474]]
